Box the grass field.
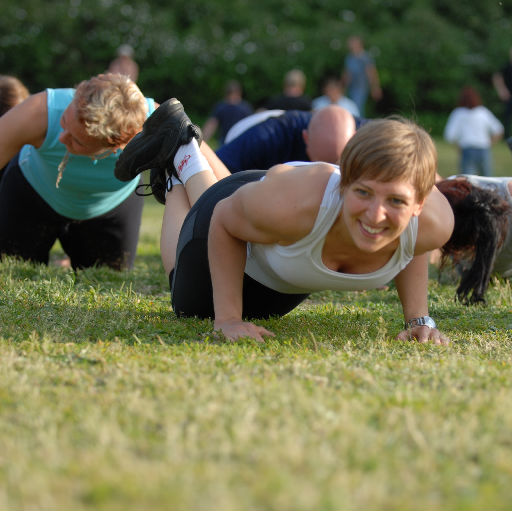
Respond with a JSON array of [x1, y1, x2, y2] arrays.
[[0, 139, 511, 509], [436, 137, 511, 178]]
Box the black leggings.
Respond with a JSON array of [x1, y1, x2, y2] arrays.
[[0, 157, 144, 270], [171, 170, 309, 319]]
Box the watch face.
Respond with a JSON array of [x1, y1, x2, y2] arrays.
[[423, 317, 436, 328], [407, 316, 436, 329]]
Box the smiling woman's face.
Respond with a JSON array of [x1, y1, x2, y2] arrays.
[[341, 177, 424, 253]]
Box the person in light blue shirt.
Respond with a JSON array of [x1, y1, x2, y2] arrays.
[[342, 35, 382, 116], [312, 76, 360, 117], [0, 73, 155, 270]]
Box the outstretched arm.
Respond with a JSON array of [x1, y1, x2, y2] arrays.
[[394, 253, 449, 344], [208, 196, 275, 342], [394, 187, 454, 344], [207, 164, 332, 342]]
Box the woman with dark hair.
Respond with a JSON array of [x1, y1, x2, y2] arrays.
[[436, 175, 512, 304], [444, 86, 503, 176]]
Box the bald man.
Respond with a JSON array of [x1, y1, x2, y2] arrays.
[[215, 106, 365, 173], [128, 106, 365, 204]]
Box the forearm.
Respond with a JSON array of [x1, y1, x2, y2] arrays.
[[201, 118, 218, 142], [394, 253, 430, 321], [491, 132, 503, 144], [394, 253, 449, 344], [208, 206, 247, 323], [493, 74, 510, 100]]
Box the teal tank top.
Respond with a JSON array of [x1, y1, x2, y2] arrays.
[[19, 88, 155, 220]]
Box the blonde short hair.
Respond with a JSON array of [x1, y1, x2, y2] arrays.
[[74, 73, 147, 147], [339, 117, 437, 201]]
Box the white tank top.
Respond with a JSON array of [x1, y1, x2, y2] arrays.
[[244, 164, 418, 293]]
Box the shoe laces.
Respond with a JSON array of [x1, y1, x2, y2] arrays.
[[134, 174, 173, 198]]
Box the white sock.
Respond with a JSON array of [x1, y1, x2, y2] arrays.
[[173, 138, 211, 184]]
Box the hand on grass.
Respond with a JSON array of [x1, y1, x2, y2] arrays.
[[396, 326, 450, 345], [214, 319, 275, 343]]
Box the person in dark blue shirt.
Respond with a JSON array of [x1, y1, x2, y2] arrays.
[[202, 80, 253, 145], [216, 106, 364, 173]]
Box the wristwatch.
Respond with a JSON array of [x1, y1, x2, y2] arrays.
[[404, 316, 437, 330]]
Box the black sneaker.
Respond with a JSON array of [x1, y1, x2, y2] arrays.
[[135, 168, 172, 205], [115, 98, 202, 182]]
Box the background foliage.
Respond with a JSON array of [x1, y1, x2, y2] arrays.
[[1, 0, 512, 133]]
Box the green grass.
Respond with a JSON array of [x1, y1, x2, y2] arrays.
[[436, 137, 511, 178], [0, 139, 511, 510]]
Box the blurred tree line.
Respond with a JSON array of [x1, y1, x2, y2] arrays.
[[1, 0, 511, 134]]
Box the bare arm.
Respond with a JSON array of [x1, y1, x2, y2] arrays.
[[366, 64, 382, 101], [0, 92, 48, 169], [208, 164, 332, 341], [201, 117, 219, 142], [394, 253, 448, 344], [491, 132, 504, 144], [394, 187, 453, 344], [492, 72, 510, 101]]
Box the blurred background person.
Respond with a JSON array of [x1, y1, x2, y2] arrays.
[[342, 35, 382, 116], [492, 47, 512, 138], [202, 80, 253, 145], [108, 44, 139, 82], [444, 85, 503, 176], [312, 75, 360, 116], [1, 75, 30, 178], [435, 175, 512, 304], [0, 75, 29, 116], [264, 69, 312, 111]]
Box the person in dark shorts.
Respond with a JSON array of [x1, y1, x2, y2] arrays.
[[0, 73, 156, 270], [116, 100, 454, 344]]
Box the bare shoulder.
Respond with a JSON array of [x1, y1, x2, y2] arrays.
[[264, 162, 336, 196], [0, 91, 48, 148], [231, 163, 338, 243], [415, 186, 454, 254], [251, 162, 335, 213]]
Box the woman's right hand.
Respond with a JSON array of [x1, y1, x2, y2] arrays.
[[213, 319, 275, 343]]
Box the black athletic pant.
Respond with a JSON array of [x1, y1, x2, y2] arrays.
[[0, 157, 143, 270], [171, 170, 309, 319]]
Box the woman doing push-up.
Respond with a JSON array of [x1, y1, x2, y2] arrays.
[[115, 99, 454, 344]]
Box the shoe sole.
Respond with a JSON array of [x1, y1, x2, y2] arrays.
[[115, 98, 186, 181]]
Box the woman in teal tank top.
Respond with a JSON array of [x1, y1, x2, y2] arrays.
[[0, 73, 156, 270]]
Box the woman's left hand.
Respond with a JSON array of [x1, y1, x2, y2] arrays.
[[396, 326, 450, 345]]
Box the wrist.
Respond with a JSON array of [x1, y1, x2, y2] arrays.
[[214, 315, 242, 325], [404, 316, 436, 330]]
